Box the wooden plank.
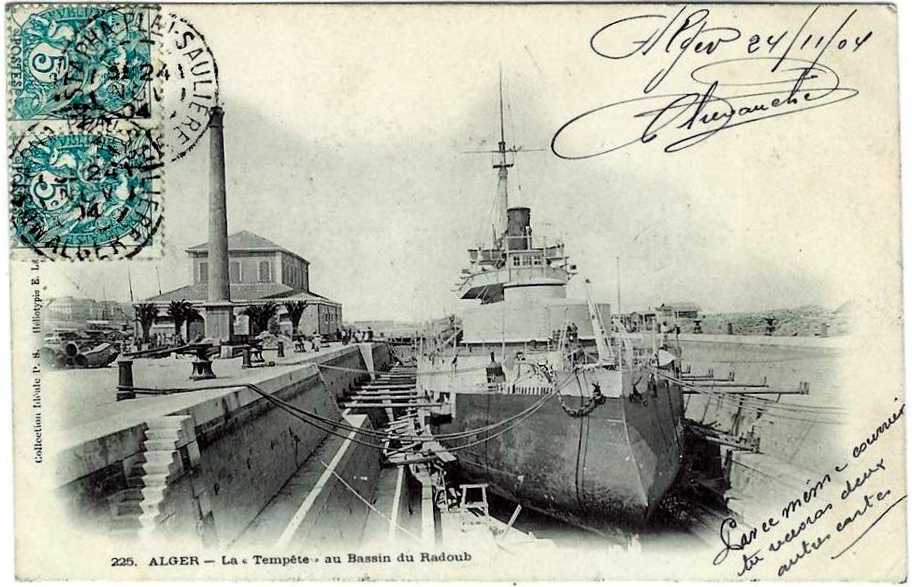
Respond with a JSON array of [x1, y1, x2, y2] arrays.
[[386, 419, 416, 428], [349, 393, 421, 398], [385, 455, 442, 466], [422, 440, 457, 464], [350, 396, 420, 402], [384, 441, 422, 457], [343, 402, 443, 409], [350, 392, 420, 397], [683, 388, 806, 395]]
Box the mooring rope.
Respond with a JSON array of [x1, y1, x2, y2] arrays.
[[317, 362, 489, 377], [317, 459, 424, 544], [251, 384, 558, 452], [123, 377, 560, 450]]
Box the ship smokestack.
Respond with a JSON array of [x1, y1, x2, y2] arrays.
[[204, 106, 234, 342], [506, 206, 531, 250]]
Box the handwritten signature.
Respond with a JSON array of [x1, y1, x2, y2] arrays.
[[552, 6, 874, 159], [551, 57, 857, 158]]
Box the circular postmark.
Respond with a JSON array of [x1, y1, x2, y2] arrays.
[[9, 121, 164, 261], [9, 5, 155, 121], [10, 5, 220, 161], [152, 11, 220, 161]]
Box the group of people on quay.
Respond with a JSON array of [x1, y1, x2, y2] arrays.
[[336, 326, 374, 344]]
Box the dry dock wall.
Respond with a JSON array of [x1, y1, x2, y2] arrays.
[[273, 414, 382, 549], [678, 335, 844, 527], [54, 343, 391, 546]]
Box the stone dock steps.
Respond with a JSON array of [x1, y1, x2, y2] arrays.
[[107, 416, 200, 539]]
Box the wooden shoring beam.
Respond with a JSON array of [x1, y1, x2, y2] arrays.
[[343, 402, 444, 409]]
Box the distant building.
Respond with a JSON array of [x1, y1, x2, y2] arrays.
[[138, 230, 341, 340], [46, 296, 97, 321], [622, 303, 701, 331], [47, 297, 134, 324], [656, 302, 701, 320]]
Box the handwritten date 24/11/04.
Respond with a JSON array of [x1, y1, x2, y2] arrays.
[[588, 6, 873, 94]]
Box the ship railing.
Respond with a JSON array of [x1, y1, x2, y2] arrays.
[[503, 235, 565, 254], [475, 382, 554, 395]]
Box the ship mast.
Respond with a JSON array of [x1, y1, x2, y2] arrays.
[[493, 69, 513, 246], [462, 70, 543, 251]]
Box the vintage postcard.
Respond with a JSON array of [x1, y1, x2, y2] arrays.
[[6, 2, 905, 581]]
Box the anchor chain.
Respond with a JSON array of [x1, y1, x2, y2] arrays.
[[558, 384, 607, 418], [526, 362, 609, 417]]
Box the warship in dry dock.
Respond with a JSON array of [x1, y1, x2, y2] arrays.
[[417, 86, 686, 526]]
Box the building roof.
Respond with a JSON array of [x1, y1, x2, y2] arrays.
[[186, 230, 309, 263], [142, 282, 339, 306], [659, 302, 701, 312]]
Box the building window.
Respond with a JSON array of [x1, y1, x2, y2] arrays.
[[199, 262, 208, 283], [259, 261, 272, 282], [512, 256, 521, 267], [230, 261, 241, 283]]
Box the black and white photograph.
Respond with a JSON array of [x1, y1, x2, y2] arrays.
[[5, 2, 906, 581]]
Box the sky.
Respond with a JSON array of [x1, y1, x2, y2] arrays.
[[43, 4, 900, 322]]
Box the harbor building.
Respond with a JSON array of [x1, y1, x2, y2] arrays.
[[138, 230, 342, 341], [657, 302, 701, 320], [47, 297, 134, 323]]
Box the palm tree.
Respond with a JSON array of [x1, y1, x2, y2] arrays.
[[167, 299, 196, 341], [243, 302, 278, 337], [135, 303, 158, 343], [284, 301, 309, 335]]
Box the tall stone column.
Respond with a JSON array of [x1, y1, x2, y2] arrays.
[[204, 106, 234, 343]]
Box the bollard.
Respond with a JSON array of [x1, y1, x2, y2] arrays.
[[116, 360, 135, 401], [190, 359, 216, 380], [277, 341, 285, 358]]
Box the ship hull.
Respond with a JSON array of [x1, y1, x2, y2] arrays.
[[433, 377, 684, 525]]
